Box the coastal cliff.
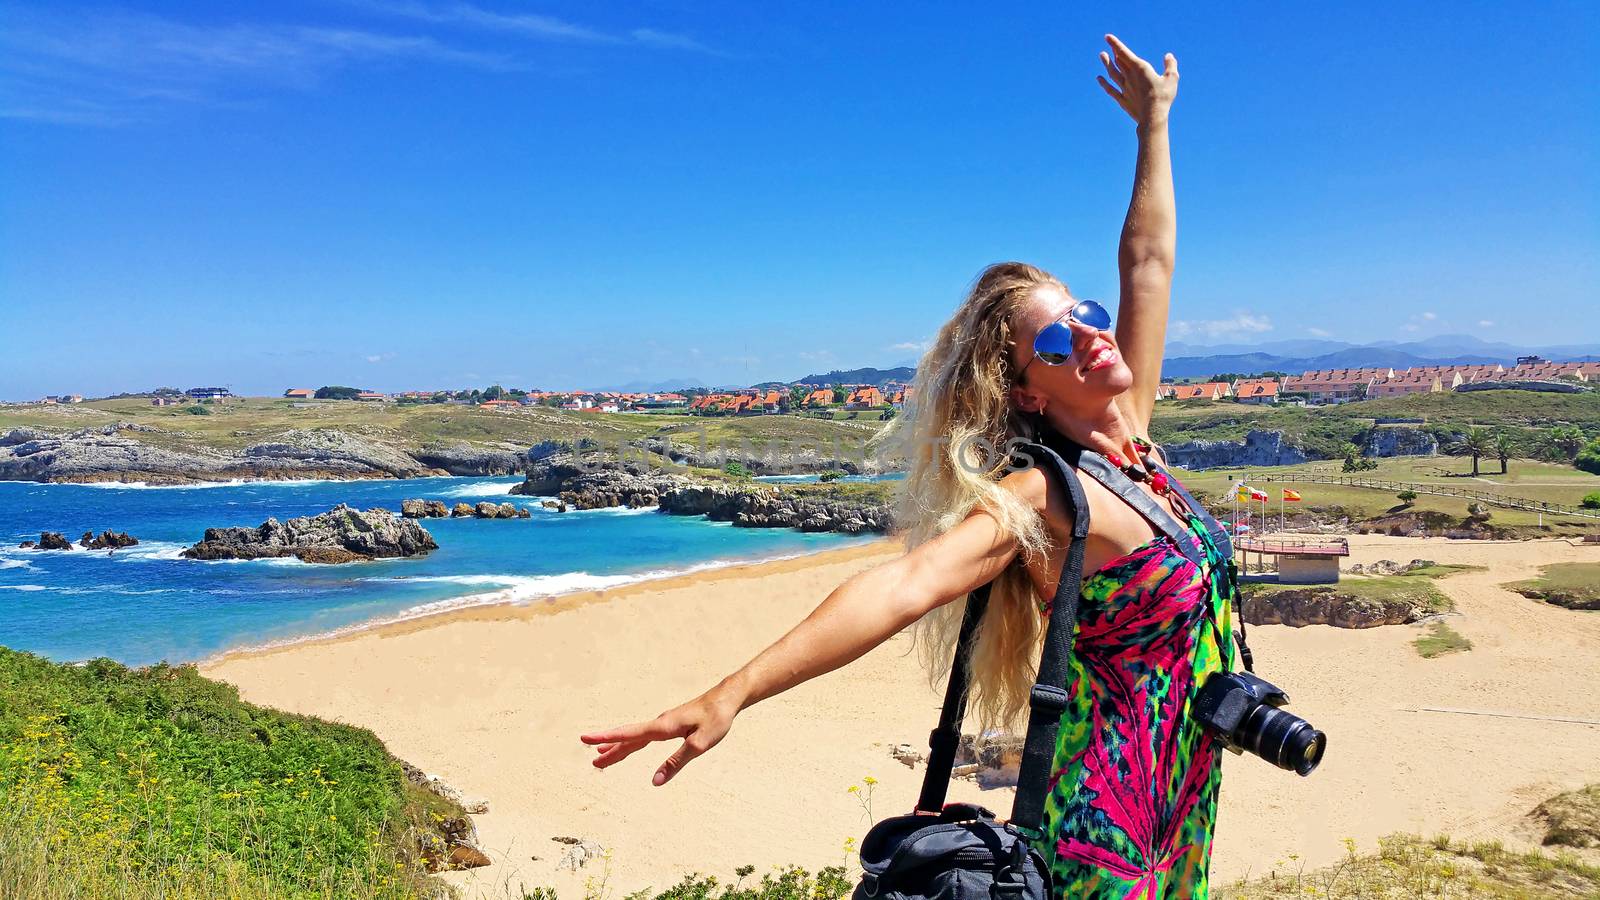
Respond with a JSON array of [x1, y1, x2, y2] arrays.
[[0, 426, 528, 484], [509, 451, 894, 534]]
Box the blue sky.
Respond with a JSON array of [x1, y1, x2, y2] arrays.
[[1, 0, 1596, 398]]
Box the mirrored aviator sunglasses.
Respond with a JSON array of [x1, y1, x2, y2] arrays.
[[1032, 299, 1113, 365]]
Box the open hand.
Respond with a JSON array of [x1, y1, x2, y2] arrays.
[[580, 690, 739, 786], [1097, 34, 1178, 127]]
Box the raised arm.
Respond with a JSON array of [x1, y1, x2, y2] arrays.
[[579, 498, 1027, 786], [1098, 34, 1178, 434]]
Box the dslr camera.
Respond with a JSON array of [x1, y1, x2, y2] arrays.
[[1193, 671, 1325, 776]]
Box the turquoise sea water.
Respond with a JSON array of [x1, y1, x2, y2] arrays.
[[0, 477, 874, 666]]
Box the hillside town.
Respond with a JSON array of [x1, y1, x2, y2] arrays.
[[11, 357, 1591, 414]]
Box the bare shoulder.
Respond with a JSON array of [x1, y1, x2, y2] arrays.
[[997, 465, 1050, 510]]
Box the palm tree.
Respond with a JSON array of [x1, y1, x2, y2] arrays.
[[1448, 427, 1492, 477], [1492, 429, 1517, 475], [1539, 425, 1586, 462]]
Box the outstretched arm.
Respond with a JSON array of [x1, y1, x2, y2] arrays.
[[580, 499, 1026, 786], [1098, 34, 1178, 434]]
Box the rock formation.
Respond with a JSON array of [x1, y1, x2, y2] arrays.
[[1242, 587, 1427, 628], [1160, 429, 1313, 470], [78, 530, 139, 550], [400, 499, 452, 518], [181, 505, 437, 563], [36, 532, 72, 551]]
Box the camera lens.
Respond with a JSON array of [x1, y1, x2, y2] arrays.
[[1238, 704, 1327, 776]]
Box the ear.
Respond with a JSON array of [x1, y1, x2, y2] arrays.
[[1009, 383, 1046, 413]]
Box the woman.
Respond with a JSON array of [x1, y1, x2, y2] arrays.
[[582, 35, 1232, 897]]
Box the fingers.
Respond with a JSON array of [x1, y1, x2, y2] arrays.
[[1098, 51, 1125, 87], [1096, 76, 1128, 110], [1104, 33, 1154, 75], [1163, 52, 1179, 80], [579, 716, 679, 746], [590, 739, 647, 769], [653, 734, 710, 786]]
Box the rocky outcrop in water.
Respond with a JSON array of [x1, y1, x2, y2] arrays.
[[1160, 429, 1312, 470], [660, 483, 890, 533], [1242, 587, 1426, 628], [181, 505, 437, 564], [79, 530, 139, 549], [36, 532, 72, 551], [401, 499, 451, 518], [508, 453, 892, 533]]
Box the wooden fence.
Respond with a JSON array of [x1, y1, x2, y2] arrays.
[[1242, 472, 1600, 521]]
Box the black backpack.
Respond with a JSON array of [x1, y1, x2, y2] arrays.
[[852, 436, 1241, 900]]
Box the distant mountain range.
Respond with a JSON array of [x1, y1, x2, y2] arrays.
[[790, 366, 917, 387], [590, 336, 1599, 392], [1160, 334, 1600, 380]]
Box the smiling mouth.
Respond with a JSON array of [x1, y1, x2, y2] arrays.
[[1082, 343, 1118, 373]]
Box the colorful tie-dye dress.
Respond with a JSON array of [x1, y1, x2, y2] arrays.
[[1029, 503, 1236, 899]]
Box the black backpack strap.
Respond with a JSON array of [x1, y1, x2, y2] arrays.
[[1008, 439, 1090, 836], [915, 581, 990, 814], [911, 437, 1091, 831]]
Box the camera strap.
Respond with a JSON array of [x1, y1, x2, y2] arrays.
[[1073, 448, 1255, 673]]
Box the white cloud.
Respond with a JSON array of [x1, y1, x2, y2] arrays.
[[796, 350, 834, 361], [1170, 312, 1273, 341], [1403, 323, 1420, 333], [1478, 320, 1495, 328], [887, 340, 930, 354], [1421, 311, 1438, 321], [365, 352, 396, 363], [352, 1, 715, 53], [1305, 326, 1333, 338], [0, 8, 520, 124]]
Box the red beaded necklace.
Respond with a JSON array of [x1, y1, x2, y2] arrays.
[[1103, 435, 1172, 496]]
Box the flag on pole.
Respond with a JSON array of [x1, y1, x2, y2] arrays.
[[1250, 488, 1269, 502], [1235, 484, 1253, 502], [1283, 489, 1302, 502]]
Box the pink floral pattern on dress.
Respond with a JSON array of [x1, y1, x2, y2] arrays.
[[1032, 510, 1235, 899]]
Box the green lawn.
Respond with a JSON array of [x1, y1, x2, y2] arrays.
[[1507, 563, 1600, 611], [1177, 455, 1600, 532], [1413, 621, 1473, 658]]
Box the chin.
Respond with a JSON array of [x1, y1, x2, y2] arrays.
[[1084, 360, 1135, 395]]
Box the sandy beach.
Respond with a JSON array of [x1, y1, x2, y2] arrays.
[[200, 534, 1600, 896]]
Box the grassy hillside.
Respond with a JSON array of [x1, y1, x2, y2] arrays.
[[1150, 390, 1600, 460], [0, 648, 455, 899], [0, 397, 879, 463]]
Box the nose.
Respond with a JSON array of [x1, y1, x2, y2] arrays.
[[1066, 317, 1101, 351]]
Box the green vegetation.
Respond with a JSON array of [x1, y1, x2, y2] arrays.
[[1149, 390, 1600, 464], [184, 404, 210, 416], [1534, 784, 1600, 849], [1583, 492, 1600, 510], [1219, 833, 1600, 899], [517, 865, 852, 900], [1446, 427, 1493, 477], [314, 386, 364, 400], [723, 460, 751, 478], [1413, 622, 1473, 658], [1177, 455, 1600, 537], [0, 648, 452, 899], [1396, 489, 1418, 506], [1507, 563, 1600, 611], [1577, 438, 1600, 475]]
